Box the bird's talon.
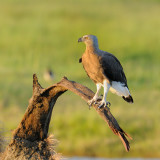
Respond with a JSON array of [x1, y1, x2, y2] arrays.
[[104, 102, 111, 108], [88, 97, 100, 107], [88, 103, 92, 110], [88, 100, 93, 106], [94, 101, 99, 105], [97, 101, 111, 109], [88, 99, 96, 109], [98, 104, 104, 109]]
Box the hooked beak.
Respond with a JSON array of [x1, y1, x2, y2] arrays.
[[78, 37, 83, 42]]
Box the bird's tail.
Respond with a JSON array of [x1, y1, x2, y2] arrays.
[[122, 95, 133, 103]]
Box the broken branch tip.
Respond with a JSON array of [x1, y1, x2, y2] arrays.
[[62, 76, 68, 80]]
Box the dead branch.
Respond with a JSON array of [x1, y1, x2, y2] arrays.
[[57, 77, 132, 152], [1, 74, 132, 160]]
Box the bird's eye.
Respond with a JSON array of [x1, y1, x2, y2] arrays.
[[84, 36, 88, 40]]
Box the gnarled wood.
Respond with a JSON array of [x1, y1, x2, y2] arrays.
[[2, 74, 132, 160], [1, 74, 65, 160], [57, 77, 132, 152]]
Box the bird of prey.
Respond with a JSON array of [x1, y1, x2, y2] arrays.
[[78, 35, 133, 108]]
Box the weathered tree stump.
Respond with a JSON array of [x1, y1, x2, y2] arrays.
[[1, 74, 132, 160]]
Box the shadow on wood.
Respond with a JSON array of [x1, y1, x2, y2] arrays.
[[1, 74, 132, 159]]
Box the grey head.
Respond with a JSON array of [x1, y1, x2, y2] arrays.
[[78, 35, 99, 49]]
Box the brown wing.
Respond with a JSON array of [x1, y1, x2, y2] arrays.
[[100, 52, 128, 86]]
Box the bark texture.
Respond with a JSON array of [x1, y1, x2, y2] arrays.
[[1, 74, 64, 160], [58, 76, 132, 152], [1, 74, 132, 160]]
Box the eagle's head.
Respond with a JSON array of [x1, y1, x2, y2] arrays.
[[78, 35, 99, 48]]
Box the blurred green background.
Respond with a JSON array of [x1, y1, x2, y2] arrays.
[[0, 0, 160, 158]]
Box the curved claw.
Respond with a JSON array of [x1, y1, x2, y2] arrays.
[[106, 102, 111, 107], [88, 99, 94, 106], [98, 104, 104, 109], [88, 99, 95, 109], [98, 101, 111, 109], [88, 96, 102, 109]]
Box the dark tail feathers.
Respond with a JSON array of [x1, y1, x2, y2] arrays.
[[122, 95, 133, 103]]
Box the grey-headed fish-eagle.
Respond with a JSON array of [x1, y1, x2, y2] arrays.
[[78, 35, 133, 108]]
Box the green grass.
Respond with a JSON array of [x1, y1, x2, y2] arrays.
[[0, 0, 160, 157]]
